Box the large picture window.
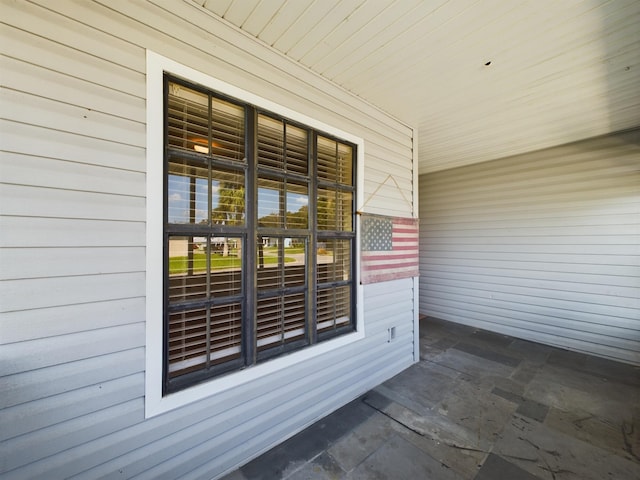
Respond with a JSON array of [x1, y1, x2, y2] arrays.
[[164, 76, 356, 394]]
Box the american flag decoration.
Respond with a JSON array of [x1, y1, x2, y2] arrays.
[[360, 214, 419, 284]]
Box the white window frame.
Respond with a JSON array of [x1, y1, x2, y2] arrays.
[[145, 51, 365, 418]]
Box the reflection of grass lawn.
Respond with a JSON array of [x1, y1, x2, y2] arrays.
[[170, 254, 295, 274]]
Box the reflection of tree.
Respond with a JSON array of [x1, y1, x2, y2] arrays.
[[258, 205, 309, 229], [211, 182, 245, 256], [287, 205, 308, 229], [212, 182, 245, 225], [317, 194, 335, 228], [258, 212, 280, 228]]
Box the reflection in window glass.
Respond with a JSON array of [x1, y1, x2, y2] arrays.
[[286, 124, 308, 175], [317, 239, 351, 284], [286, 184, 308, 229], [211, 169, 245, 226], [167, 83, 208, 153], [337, 190, 353, 232], [317, 285, 351, 333], [256, 237, 307, 353], [317, 188, 335, 230], [168, 235, 243, 303], [258, 114, 284, 170], [258, 178, 281, 228], [257, 237, 282, 289], [167, 160, 208, 225], [337, 143, 353, 186], [317, 136, 337, 183], [211, 99, 245, 162]]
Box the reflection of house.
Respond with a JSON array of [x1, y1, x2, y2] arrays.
[[2, 2, 638, 480], [259, 236, 278, 248], [170, 237, 236, 255], [259, 237, 294, 248]]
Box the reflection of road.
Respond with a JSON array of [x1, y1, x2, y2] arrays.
[[262, 251, 333, 266]]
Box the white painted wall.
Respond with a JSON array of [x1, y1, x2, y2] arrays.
[[419, 129, 640, 365], [0, 1, 417, 478]]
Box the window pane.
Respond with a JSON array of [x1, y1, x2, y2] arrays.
[[317, 188, 335, 230], [167, 82, 208, 153], [168, 236, 208, 303], [168, 307, 207, 377], [258, 178, 282, 228], [337, 190, 353, 232], [337, 143, 353, 186], [168, 303, 242, 379], [286, 124, 308, 175], [286, 183, 308, 229], [257, 237, 282, 290], [210, 303, 243, 364], [212, 98, 245, 162], [334, 286, 352, 327], [211, 168, 245, 226], [258, 114, 284, 170], [318, 189, 352, 232], [317, 285, 352, 334], [317, 239, 351, 284], [256, 297, 281, 350], [210, 236, 242, 297], [169, 236, 242, 303], [317, 136, 353, 185], [284, 238, 306, 287], [256, 294, 306, 350], [257, 237, 306, 290], [283, 293, 306, 341], [168, 159, 208, 225], [317, 135, 337, 182]]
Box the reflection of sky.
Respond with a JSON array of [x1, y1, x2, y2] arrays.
[[169, 174, 308, 223], [258, 187, 308, 218], [168, 175, 217, 223]]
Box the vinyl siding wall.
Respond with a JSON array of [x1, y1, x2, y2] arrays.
[[419, 129, 640, 365], [0, 1, 417, 478]]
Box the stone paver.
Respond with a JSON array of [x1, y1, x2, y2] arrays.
[[222, 317, 640, 480]]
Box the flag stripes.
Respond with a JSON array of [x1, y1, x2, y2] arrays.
[[360, 215, 419, 284]]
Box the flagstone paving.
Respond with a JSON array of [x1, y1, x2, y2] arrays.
[[222, 316, 640, 480]]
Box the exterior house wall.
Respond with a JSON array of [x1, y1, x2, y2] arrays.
[[419, 129, 640, 365], [0, 1, 417, 478]]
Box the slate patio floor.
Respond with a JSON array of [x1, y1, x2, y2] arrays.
[[222, 316, 640, 480]]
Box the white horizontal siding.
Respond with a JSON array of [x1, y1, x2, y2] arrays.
[[0, 2, 416, 480], [0, 120, 145, 172], [0, 247, 145, 281], [419, 129, 640, 365], [0, 323, 145, 377], [0, 298, 145, 343], [1, 55, 146, 123], [1, 349, 144, 410], [1, 88, 145, 147], [0, 373, 143, 442], [0, 217, 145, 247]]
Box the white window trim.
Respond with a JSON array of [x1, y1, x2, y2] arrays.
[[145, 50, 365, 418]]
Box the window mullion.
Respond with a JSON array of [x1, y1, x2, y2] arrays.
[[205, 95, 213, 370], [309, 131, 318, 345], [245, 106, 257, 366]]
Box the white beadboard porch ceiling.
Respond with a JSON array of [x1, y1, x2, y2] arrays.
[[194, 0, 640, 173]]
